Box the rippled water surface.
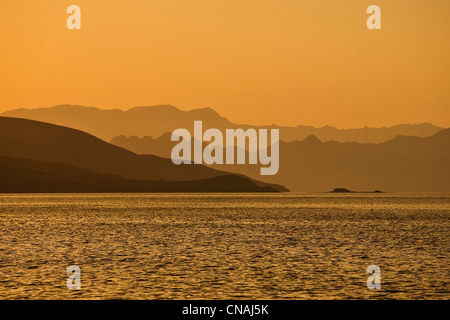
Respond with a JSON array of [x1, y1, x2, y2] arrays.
[[0, 193, 448, 299]]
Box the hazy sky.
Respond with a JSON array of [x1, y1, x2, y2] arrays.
[[0, 0, 449, 128]]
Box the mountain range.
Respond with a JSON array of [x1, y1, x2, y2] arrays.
[[1, 105, 448, 193], [112, 129, 450, 192], [0, 117, 287, 192], [1, 105, 442, 143]]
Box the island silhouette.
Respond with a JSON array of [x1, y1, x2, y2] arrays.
[[329, 188, 384, 193]]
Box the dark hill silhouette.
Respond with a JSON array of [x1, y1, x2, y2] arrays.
[[331, 188, 353, 193], [0, 156, 279, 193], [112, 129, 450, 192], [1, 105, 441, 143], [0, 117, 288, 192]]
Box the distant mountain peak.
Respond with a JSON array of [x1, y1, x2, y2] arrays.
[[302, 134, 322, 144], [434, 127, 450, 137], [190, 107, 220, 114], [49, 104, 118, 112], [127, 105, 180, 113]]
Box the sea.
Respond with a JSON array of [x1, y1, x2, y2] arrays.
[[0, 193, 448, 299]]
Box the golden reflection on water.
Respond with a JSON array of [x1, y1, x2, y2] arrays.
[[0, 193, 448, 299]]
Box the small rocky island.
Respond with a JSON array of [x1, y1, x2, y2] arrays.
[[330, 188, 384, 193]]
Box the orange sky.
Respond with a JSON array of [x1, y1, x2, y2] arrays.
[[0, 0, 449, 128]]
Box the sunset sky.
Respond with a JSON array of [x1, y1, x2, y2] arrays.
[[0, 0, 449, 128]]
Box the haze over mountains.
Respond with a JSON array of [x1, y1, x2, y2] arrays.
[[271, 131, 450, 192], [1, 105, 448, 193], [113, 129, 450, 192], [1, 105, 441, 143], [0, 117, 287, 192]]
